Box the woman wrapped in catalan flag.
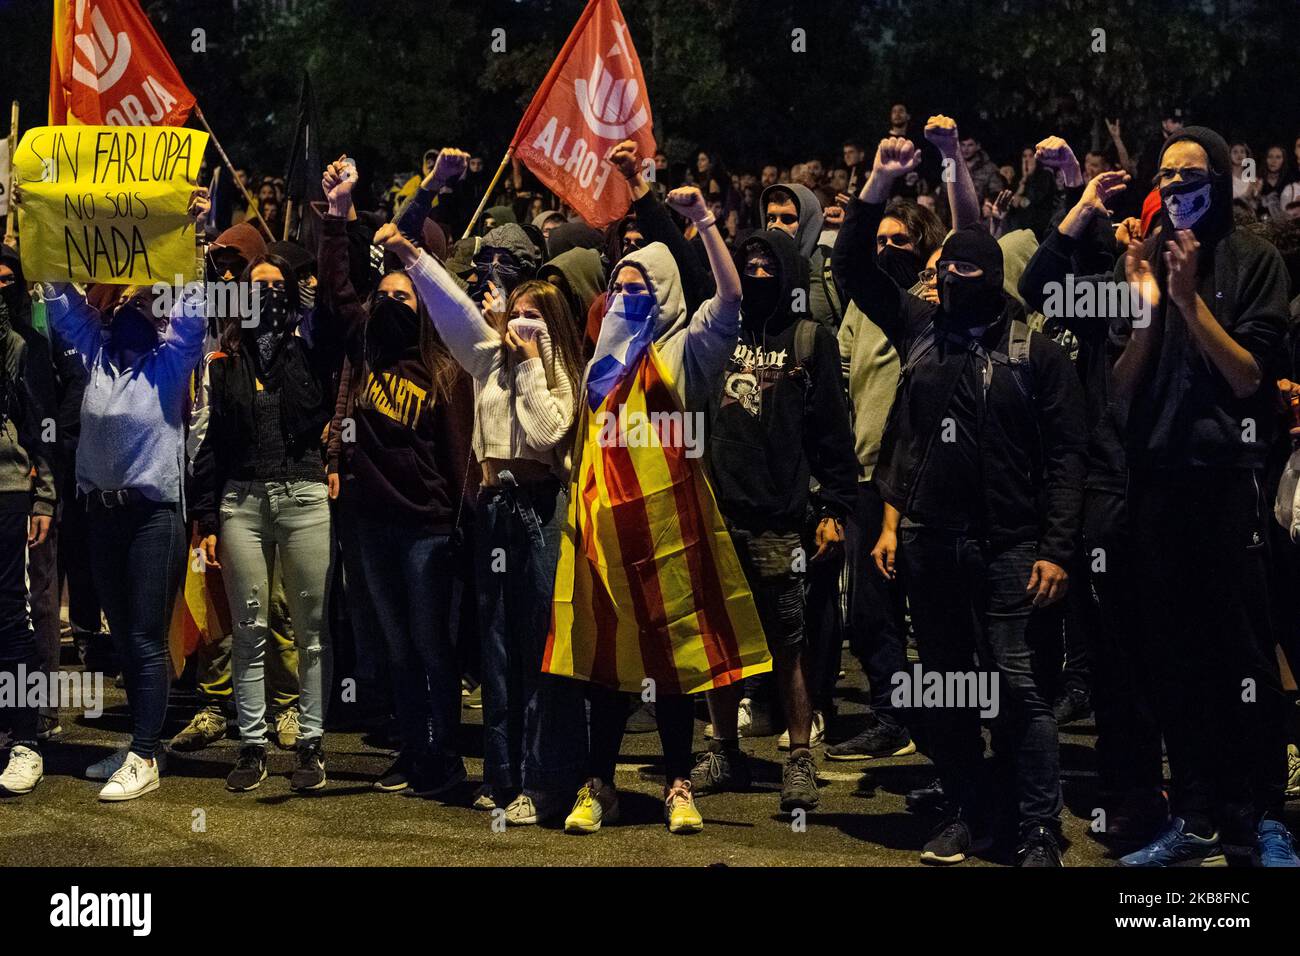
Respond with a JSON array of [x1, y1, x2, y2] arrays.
[[550, 184, 773, 836]]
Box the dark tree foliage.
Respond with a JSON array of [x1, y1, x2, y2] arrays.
[[2, 0, 1298, 185]]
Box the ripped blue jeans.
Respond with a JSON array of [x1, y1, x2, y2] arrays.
[[219, 480, 333, 747]]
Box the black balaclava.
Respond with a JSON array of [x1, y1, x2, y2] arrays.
[[736, 229, 807, 332], [0, 246, 30, 326], [936, 228, 1005, 330], [1156, 125, 1233, 247]]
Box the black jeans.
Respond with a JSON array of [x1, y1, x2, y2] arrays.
[[899, 527, 1062, 836], [58, 476, 101, 634], [589, 687, 694, 784], [0, 504, 39, 746], [1129, 468, 1286, 828], [1082, 488, 1163, 810], [87, 497, 186, 760], [847, 482, 909, 728]]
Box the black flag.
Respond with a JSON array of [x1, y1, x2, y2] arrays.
[[282, 71, 325, 245]]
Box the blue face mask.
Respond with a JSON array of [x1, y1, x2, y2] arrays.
[[586, 291, 657, 411]]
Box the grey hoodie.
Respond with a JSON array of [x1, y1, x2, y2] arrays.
[[758, 182, 840, 327]]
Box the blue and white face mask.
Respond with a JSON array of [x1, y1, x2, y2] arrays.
[[585, 291, 657, 411]]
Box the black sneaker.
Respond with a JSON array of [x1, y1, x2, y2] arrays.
[[920, 815, 989, 865], [289, 739, 327, 792], [690, 742, 751, 795], [405, 756, 468, 799], [825, 720, 916, 761], [780, 748, 820, 813], [225, 745, 268, 792], [906, 777, 949, 814], [1052, 687, 1092, 726], [374, 753, 414, 792], [1017, 825, 1064, 867]]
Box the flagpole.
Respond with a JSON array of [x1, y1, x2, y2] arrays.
[[193, 104, 275, 242], [4, 101, 17, 238], [461, 146, 515, 240]]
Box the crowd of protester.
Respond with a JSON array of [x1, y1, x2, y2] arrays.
[[2, 98, 1300, 868]]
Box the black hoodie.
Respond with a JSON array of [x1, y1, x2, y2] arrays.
[[1126, 126, 1290, 470], [833, 197, 1086, 566], [707, 230, 857, 533]]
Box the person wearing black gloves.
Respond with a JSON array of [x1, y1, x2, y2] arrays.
[[833, 137, 1086, 867], [688, 228, 857, 815]]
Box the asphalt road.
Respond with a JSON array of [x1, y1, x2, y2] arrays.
[[2, 654, 1291, 868]]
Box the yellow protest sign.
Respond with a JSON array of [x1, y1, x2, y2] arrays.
[[13, 125, 208, 285]]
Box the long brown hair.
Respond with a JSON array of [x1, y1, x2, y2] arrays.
[[498, 279, 584, 398]]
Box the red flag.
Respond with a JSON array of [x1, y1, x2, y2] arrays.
[[512, 0, 656, 229], [49, 0, 195, 127]]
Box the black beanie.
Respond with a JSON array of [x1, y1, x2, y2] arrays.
[[1157, 125, 1234, 245], [940, 228, 1004, 291]]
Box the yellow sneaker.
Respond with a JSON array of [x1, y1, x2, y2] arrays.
[[564, 778, 619, 834], [665, 779, 703, 834]]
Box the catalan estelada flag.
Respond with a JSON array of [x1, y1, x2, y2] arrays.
[[545, 344, 772, 694]]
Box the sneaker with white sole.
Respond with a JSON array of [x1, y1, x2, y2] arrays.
[[564, 778, 620, 833], [0, 745, 44, 795], [87, 746, 166, 781], [778, 711, 825, 751], [273, 706, 300, 751], [1287, 744, 1300, 799], [505, 791, 567, 826], [98, 752, 160, 802]]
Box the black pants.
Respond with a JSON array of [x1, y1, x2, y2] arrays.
[[846, 482, 909, 728], [588, 686, 694, 784], [57, 476, 100, 633], [1129, 468, 1286, 828], [28, 516, 60, 722], [0, 505, 40, 745], [899, 529, 1062, 836], [1082, 488, 1163, 808]]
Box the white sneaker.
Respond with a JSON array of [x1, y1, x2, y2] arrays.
[[98, 752, 160, 802], [778, 711, 825, 752], [1287, 744, 1300, 798], [0, 745, 44, 795], [87, 746, 166, 781], [505, 791, 567, 826], [564, 778, 620, 833], [737, 698, 753, 737]]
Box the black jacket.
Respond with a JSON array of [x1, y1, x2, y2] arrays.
[[833, 198, 1086, 566], [708, 230, 857, 533], [191, 325, 342, 537]]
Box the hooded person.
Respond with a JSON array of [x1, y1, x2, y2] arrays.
[[833, 139, 1087, 866], [538, 247, 606, 327], [692, 228, 858, 813], [1073, 125, 1298, 867], [759, 182, 840, 328], [544, 221, 604, 260], [545, 218, 773, 836], [467, 223, 541, 309], [208, 222, 268, 282], [481, 204, 517, 233]]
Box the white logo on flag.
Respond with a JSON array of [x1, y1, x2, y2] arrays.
[[71, 0, 133, 93], [574, 21, 648, 139]]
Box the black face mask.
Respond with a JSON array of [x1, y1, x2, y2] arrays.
[[371, 296, 419, 338], [938, 272, 1004, 329], [877, 246, 923, 289], [111, 305, 161, 356], [741, 274, 781, 322], [254, 286, 292, 332]]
